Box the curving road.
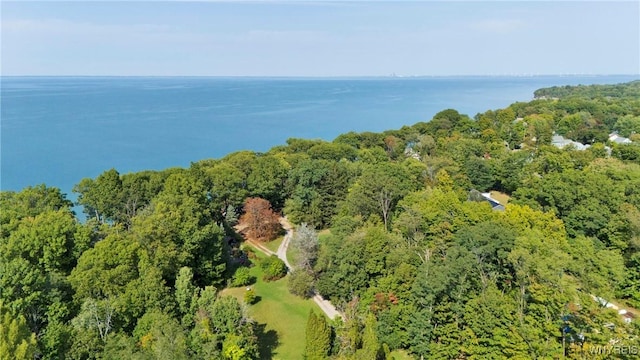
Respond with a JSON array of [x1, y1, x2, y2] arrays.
[[278, 218, 343, 320], [276, 218, 294, 269], [248, 218, 343, 320]]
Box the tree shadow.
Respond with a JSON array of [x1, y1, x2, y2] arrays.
[[254, 322, 279, 360]]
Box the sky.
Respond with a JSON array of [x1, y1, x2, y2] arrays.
[[2, 1, 639, 76]]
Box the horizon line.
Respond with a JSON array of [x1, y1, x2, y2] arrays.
[[3, 73, 639, 79]]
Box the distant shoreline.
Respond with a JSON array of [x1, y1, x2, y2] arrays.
[[3, 75, 638, 194], [3, 74, 639, 80]]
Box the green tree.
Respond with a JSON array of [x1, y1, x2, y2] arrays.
[[493, 150, 534, 193], [614, 114, 640, 137], [243, 289, 257, 305], [231, 267, 256, 287], [247, 155, 289, 209], [0, 302, 37, 360], [68, 230, 174, 334], [356, 314, 383, 360], [119, 170, 168, 225], [523, 114, 554, 147], [143, 171, 228, 287], [205, 296, 259, 359], [567, 236, 625, 298], [462, 285, 529, 359], [69, 232, 140, 301], [288, 271, 315, 298], [0, 185, 73, 236], [284, 160, 328, 228], [428, 109, 475, 137], [71, 298, 116, 343], [206, 162, 249, 216], [100, 333, 141, 360], [0, 202, 86, 344], [261, 256, 287, 282], [175, 267, 198, 326], [536, 167, 629, 241], [308, 142, 358, 162], [74, 168, 124, 223], [222, 334, 249, 360], [5, 209, 83, 274], [134, 310, 189, 360], [408, 245, 478, 359], [304, 310, 331, 360], [344, 163, 414, 230], [464, 157, 495, 192], [454, 220, 518, 289]]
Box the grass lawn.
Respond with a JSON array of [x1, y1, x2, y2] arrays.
[[263, 235, 284, 253], [221, 246, 322, 360], [490, 190, 510, 205], [287, 244, 299, 268]]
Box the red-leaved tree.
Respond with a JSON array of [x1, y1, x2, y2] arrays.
[[239, 197, 281, 242]]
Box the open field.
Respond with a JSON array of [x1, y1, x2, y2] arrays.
[[221, 246, 322, 359]]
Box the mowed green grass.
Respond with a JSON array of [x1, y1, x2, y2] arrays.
[[263, 235, 284, 253], [221, 246, 322, 360]]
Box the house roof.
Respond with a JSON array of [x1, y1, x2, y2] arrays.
[[551, 134, 590, 150], [481, 193, 505, 211], [609, 133, 632, 144]]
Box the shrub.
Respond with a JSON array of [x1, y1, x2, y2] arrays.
[[243, 246, 257, 260], [244, 288, 257, 304], [231, 267, 256, 287], [261, 255, 287, 282], [287, 271, 314, 298]]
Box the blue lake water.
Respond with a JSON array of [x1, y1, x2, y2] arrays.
[[2, 75, 638, 197]]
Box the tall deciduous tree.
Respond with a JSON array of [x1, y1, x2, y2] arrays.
[[614, 114, 640, 137], [0, 192, 87, 342], [74, 168, 124, 223], [0, 185, 73, 236], [345, 163, 413, 230], [247, 155, 289, 210], [0, 302, 37, 360], [239, 198, 281, 242], [462, 285, 529, 359], [290, 223, 319, 272]]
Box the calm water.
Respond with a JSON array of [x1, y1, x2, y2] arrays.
[[2, 75, 638, 196]]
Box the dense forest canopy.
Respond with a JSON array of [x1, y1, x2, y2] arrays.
[[2, 81, 640, 359]]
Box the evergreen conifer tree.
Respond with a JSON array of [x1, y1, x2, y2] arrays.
[[304, 310, 331, 360]]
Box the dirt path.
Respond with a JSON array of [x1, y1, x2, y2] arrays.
[[277, 218, 294, 269], [277, 217, 343, 320], [246, 217, 343, 320], [246, 239, 275, 256], [312, 293, 343, 321]]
